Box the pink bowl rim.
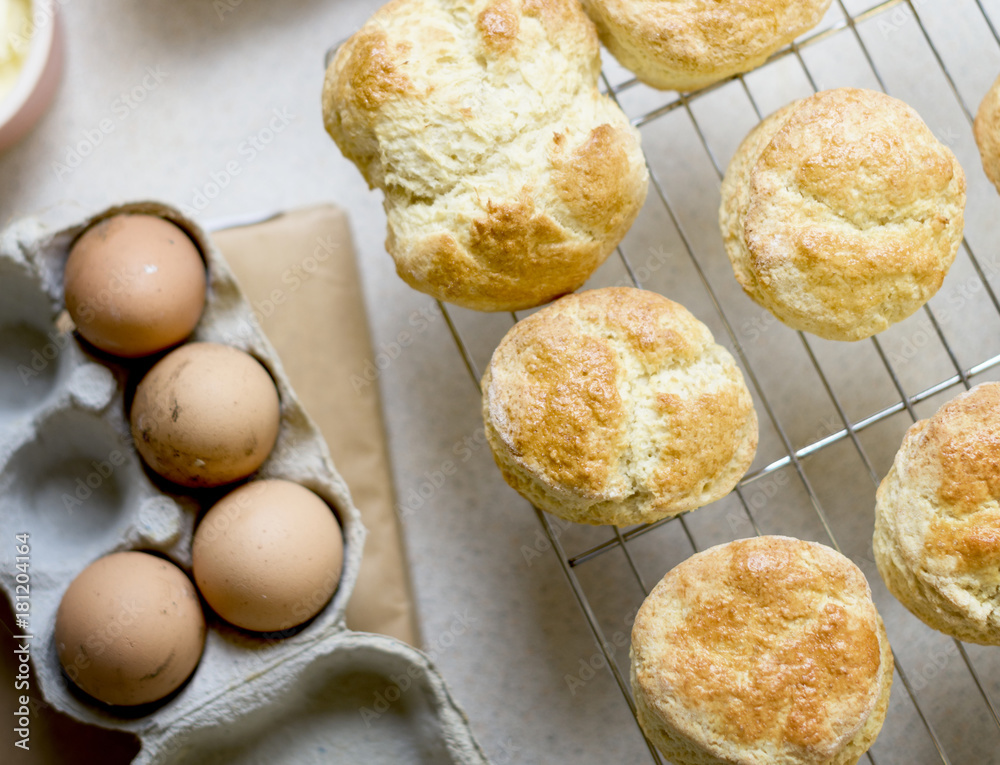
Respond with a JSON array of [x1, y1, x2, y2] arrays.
[[0, 0, 60, 126]]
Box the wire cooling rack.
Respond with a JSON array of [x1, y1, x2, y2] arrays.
[[436, 1, 1000, 763]]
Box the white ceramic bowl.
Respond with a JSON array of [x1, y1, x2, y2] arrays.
[[0, 0, 63, 153]]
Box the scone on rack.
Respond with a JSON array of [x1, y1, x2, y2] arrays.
[[322, 0, 648, 312], [631, 536, 893, 765], [720, 88, 966, 342], [580, 0, 831, 91], [974, 73, 1000, 194], [481, 287, 758, 526], [874, 382, 1000, 645]]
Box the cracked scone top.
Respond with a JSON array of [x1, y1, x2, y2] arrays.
[[322, 0, 648, 312], [631, 537, 893, 765], [580, 0, 831, 91], [874, 382, 1000, 645], [481, 287, 758, 526], [720, 88, 966, 342]]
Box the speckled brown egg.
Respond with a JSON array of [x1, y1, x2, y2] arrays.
[[192, 480, 344, 633], [64, 214, 206, 357], [54, 551, 206, 707], [130, 342, 281, 488]]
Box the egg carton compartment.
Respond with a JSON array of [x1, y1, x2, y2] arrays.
[[1, 407, 157, 578], [142, 633, 485, 765], [0, 255, 79, 431], [0, 201, 487, 764]]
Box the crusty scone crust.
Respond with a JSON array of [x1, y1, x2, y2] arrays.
[[580, 0, 831, 91], [322, 0, 648, 312], [874, 382, 1000, 646], [631, 537, 893, 765], [481, 287, 757, 526], [719, 88, 966, 342], [974, 73, 1000, 194]]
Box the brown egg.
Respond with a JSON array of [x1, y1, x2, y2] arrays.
[[192, 480, 344, 633], [64, 214, 206, 358], [54, 551, 206, 707], [130, 342, 281, 487]]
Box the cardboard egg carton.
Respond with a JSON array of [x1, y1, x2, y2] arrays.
[[0, 201, 488, 764]]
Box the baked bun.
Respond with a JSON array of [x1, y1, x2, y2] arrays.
[[874, 382, 1000, 645], [580, 0, 831, 91], [322, 0, 648, 312], [720, 88, 966, 342], [482, 287, 757, 526], [631, 536, 893, 765], [974, 73, 1000, 193]]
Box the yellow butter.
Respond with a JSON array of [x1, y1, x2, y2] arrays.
[[0, 0, 32, 104]]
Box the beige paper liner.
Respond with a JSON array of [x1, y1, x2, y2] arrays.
[[213, 203, 418, 647]]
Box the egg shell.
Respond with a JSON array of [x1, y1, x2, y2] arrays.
[[192, 479, 344, 633], [64, 214, 206, 358], [54, 551, 206, 707], [130, 342, 281, 488]]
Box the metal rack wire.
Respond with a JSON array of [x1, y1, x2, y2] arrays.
[[439, 2, 1000, 762]]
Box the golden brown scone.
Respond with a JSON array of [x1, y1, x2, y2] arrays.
[[974, 74, 1000, 193], [481, 287, 757, 526], [580, 0, 831, 91], [322, 0, 648, 312], [874, 382, 1000, 645], [631, 536, 893, 765], [720, 88, 966, 342]]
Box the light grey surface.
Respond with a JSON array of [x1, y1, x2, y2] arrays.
[[3, 1, 1000, 763]]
